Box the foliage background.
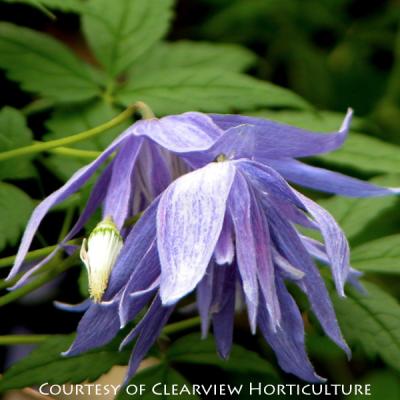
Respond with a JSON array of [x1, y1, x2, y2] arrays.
[[0, 0, 399, 398]]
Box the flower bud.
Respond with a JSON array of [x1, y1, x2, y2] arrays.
[[80, 216, 123, 303]]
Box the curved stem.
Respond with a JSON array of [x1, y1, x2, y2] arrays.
[[40, 145, 101, 160], [0, 102, 154, 162], [162, 316, 201, 335]]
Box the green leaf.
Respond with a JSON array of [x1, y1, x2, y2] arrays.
[[167, 333, 277, 377], [82, 0, 174, 77], [0, 22, 102, 102], [351, 234, 400, 274], [117, 363, 199, 400], [315, 175, 400, 242], [252, 110, 400, 174], [0, 334, 130, 393], [132, 41, 256, 73], [0, 182, 34, 251], [333, 282, 400, 372], [43, 100, 131, 180], [0, 106, 35, 180], [117, 67, 309, 115]]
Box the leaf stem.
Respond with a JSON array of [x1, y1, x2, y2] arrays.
[[162, 316, 201, 335], [0, 103, 139, 162], [0, 335, 51, 345]]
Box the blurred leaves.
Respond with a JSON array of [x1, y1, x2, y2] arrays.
[[0, 107, 34, 180], [0, 334, 131, 393], [0, 182, 34, 251], [334, 282, 400, 373]]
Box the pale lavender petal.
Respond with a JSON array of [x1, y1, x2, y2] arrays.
[[266, 202, 350, 356], [103, 136, 142, 229], [228, 172, 258, 333], [214, 214, 235, 265], [157, 162, 236, 305], [297, 191, 350, 297], [9, 164, 113, 288], [267, 159, 400, 197], [258, 277, 324, 382], [209, 108, 352, 159], [133, 112, 222, 152], [272, 249, 305, 280], [8, 134, 128, 281]]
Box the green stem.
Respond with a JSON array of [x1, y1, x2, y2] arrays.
[[37, 144, 101, 160], [0, 335, 51, 345], [0, 256, 77, 307], [162, 316, 201, 335], [0, 104, 138, 162], [0, 240, 79, 269]]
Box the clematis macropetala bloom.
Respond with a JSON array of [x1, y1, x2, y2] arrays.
[[8, 108, 400, 383]]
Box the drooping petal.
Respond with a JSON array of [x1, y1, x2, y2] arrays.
[[122, 297, 174, 385], [157, 162, 236, 305], [296, 191, 350, 297], [54, 299, 92, 312], [197, 263, 214, 338], [104, 198, 160, 300], [258, 277, 324, 382], [8, 134, 129, 281], [208, 108, 352, 160], [63, 302, 120, 356], [9, 163, 113, 287], [214, 214, 235, 265], [265, 201, 350, 356], [228, 172, 258, 332], [103, 136, 143, 229], [267, 159, 400, 197], [211, 263, 236, 359]]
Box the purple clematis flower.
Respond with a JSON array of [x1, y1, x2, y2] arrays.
[[10, 108, 400, 383]]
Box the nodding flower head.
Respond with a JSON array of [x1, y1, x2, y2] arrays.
[[80, 216, 123, 303]]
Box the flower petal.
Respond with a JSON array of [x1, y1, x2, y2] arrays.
[[8, 134, 129, 281], [258, 277, 324, 382], [208, 108, 352, 159], [157, 162, 236, 305], [197, 263, 214, 338], [267, 159, 400, 197], [214, 214, 235, 265], [103, 136, 142, 229]]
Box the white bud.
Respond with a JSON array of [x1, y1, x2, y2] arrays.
[[80, 216, 123, 303]]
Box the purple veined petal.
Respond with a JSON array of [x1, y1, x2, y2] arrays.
[[248, 185, 281, 330], [269, 200, 317, 230], [296, 191, 350, 297], [8, 133, 130, 281], [214, 213, 235, 265], [258, 277, 325, 383], [228, 172, 258, 333], [63, 301, 120, 356], [208, 108, 352, 159], [236, 160, 305, 210], [272, 249, 305, 281], [265, 201, 350, 356], [134, 141, 174, 202], [9, 164, 113, 288], [103, 136, 143, 229], [301, 236, 365, 293], [266, 159, 400, 197], [211, 263, 236, 359], [122, 298, 174, 386], [133, 112, 222, 153], [197, 263, 214, 338], [118, 242, 161, 327], [104, 197, 160, 301], [54, 299, 92, 312], [157, 162, 236, 306]]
